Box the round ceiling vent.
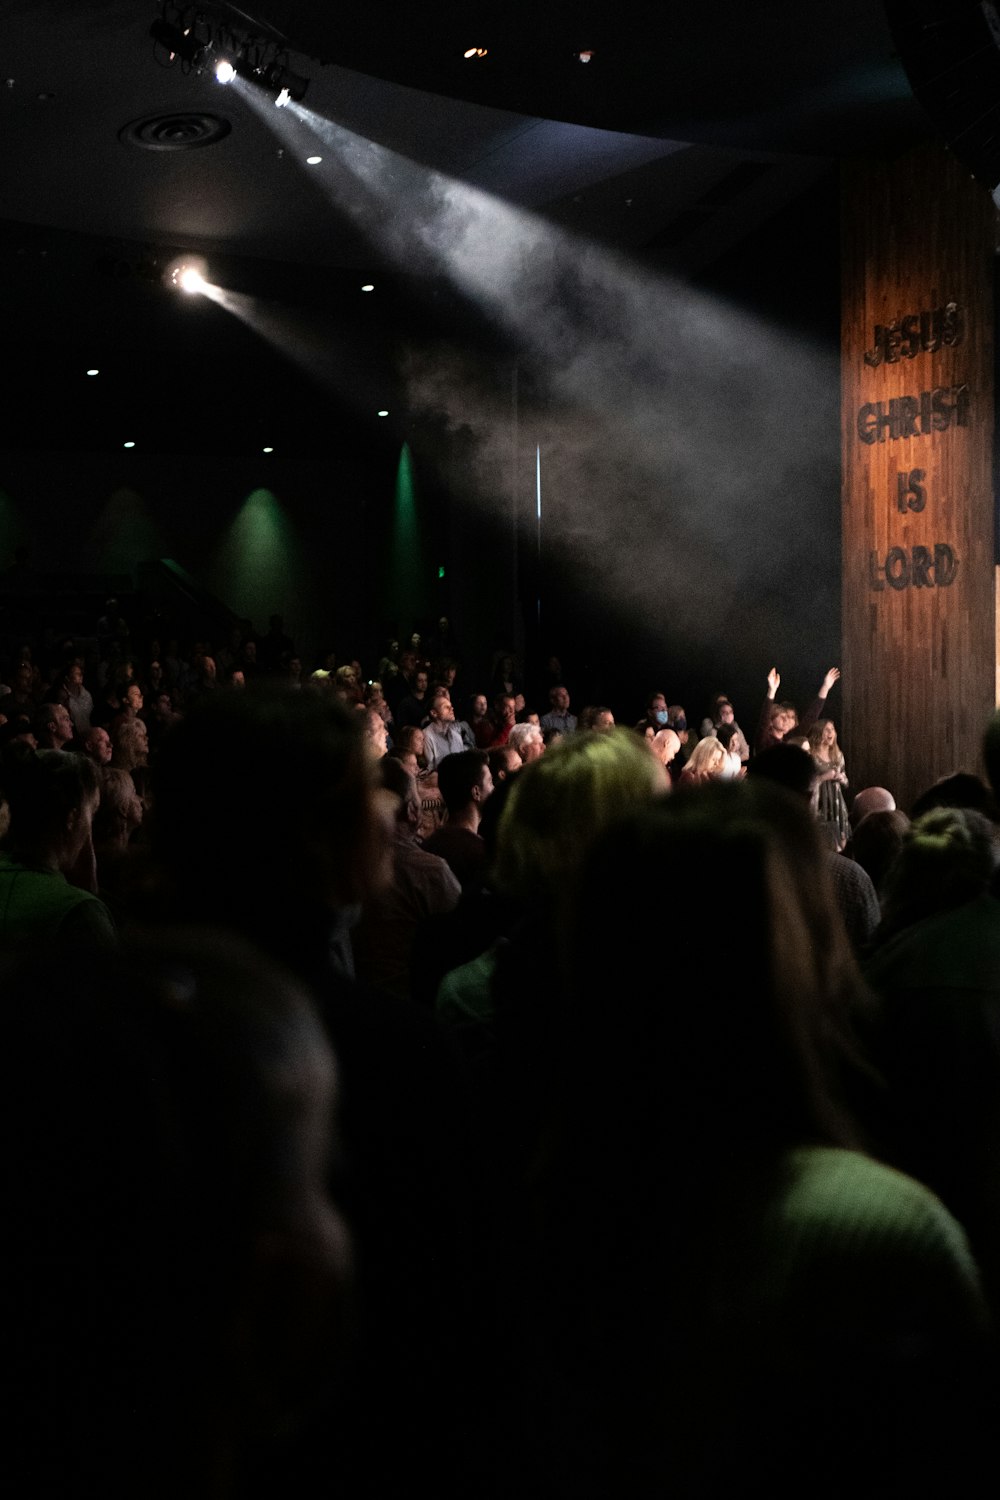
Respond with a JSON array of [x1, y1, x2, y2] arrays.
[[119, 113, 232, 151]]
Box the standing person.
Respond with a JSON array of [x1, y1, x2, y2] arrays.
[[757, 665, 841, 753]]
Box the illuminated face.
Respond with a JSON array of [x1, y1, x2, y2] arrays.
[[719, 704, 734, 725], [415, 672, 429, 695], [821, 720, 836, 747], [551, 687, 570, 713], [67, 664, 84, 688], [125, 684, 143, 712], [473, 695, 488, 718], [499, 697, 516, 724], [650, 694, 667, 717], [410, 728, 425, 757], [51, 705, 74, 743], [433, 695, 455, 723], [86, 728, 112, 764], [594, 710, 615, 731]]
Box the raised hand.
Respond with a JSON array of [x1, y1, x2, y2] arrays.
[[766, 667, 780, 698], [820, 667, 841, 696]]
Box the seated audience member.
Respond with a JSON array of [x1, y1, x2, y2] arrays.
[[678, 735, 729, 785], [423, 750, 494, 893], [701, 695, 751, 764], [757, 664, 841, 753], [0, 934, 351, 1499], [470, 693, 493, 748], [634, 691, 671, 738], [59, 661, 94, 736], [872, 807, 996, 948], [522, 778, 992, 1499], [848, 808, 910, 898], [422, 690, 467, 771], [395, 668, 431, 730], [362, 705, 389, 760], [111, 716, 149, 775], [352, 758, 461, 1002], [649, 728, 681, 786], [540, 686, 577, 736], [715, 722, 743, 778], [579, 706, 615, 732], [0, 744, 115, 949], [34, 700, 74, 751], [489, 693, 518, 747], [850, 785, 896, 829], [507, 722, 545, 765], [395, 723, 428, 771]]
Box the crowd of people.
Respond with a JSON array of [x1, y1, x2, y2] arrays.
[[3, 595, 1000, 1495]]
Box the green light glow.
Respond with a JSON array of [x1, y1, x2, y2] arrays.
[[209, 488, 305, 622], [388, 444, 428, 624], [85, 487, 166, 573]]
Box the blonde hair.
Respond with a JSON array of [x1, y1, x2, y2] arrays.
[[679, 736, 728, 783], [494, 729, 660, 903]]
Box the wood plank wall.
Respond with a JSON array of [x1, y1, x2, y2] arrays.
[[841, 147, 997, 812]]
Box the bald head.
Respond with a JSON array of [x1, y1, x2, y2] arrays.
[[850, 786, 896, 829]]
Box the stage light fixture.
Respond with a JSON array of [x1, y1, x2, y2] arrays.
[[577, 50, 594, 63], [86, 368, 98, 376], [150, 17, 205, 65], [166, 255, 209, 295], [215, 58, 237, 84], [123, 441, 136, 448], [361, 283, 374, 291], [463, 47, 488, 59], [274, 87, 291, 107], [378, 409, 389, 417], [263, 446, 274, 452], [306, 155, 322, 165]]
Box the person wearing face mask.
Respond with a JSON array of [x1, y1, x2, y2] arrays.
[[634, 690, 672, 739]]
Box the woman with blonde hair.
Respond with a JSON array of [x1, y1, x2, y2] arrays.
[[808, 717, 849, 843], [678, 734, 729, 785]]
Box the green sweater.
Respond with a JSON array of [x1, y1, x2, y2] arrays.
[[0, 854, 116, 950]]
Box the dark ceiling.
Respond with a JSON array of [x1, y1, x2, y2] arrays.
[[0, 1, 935, 457]]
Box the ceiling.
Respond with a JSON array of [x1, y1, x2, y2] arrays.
[[0, 1, 935, 457]]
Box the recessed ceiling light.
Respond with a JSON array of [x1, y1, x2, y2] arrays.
[[123, 441, 135, 448], [361, 283, 374, 292], [86, 368, 99, 376], [377, 410, 389, 417], [306, 155, 322, 165]]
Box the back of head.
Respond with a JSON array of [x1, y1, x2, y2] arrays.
[[910, 771, 993, 820], [0, 931, 348, 1496], [494, 728, 660, 905], [436, 749, 488, 813], [565, 779, 863, 1162], [878, 805, 996, 940], [0, 742, 99, 860], [151, 689, 378, 937], [747, 742, 815, 800]]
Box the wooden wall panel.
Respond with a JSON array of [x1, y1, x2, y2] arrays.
[[841, 147, 997, 811]]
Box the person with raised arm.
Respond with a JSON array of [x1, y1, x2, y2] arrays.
[[756, 664, 840, 754]]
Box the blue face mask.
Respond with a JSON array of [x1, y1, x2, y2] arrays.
[[654, 709, 669, 725]]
